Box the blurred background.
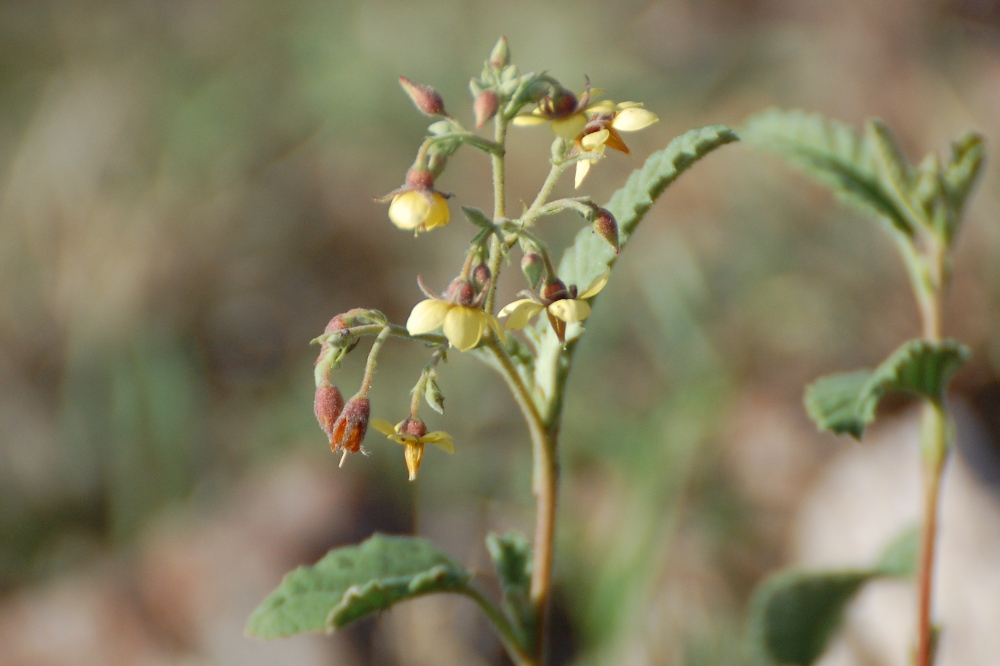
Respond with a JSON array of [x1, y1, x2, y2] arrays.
[[2, 0, 1000, 664]]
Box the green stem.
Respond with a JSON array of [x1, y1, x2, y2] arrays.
[[464, 587, 535, 666], [359, 327, 393, 395], [484, 117, 508, 315]]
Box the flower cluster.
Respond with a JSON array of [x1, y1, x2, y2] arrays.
[[311, 38, 656, 480]]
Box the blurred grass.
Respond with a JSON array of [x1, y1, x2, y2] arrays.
[[2, 1, 1000, 664]]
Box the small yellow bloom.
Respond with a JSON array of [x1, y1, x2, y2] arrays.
[[406, 298, 504, 351], [575, 101, 659, 187], [370, 417, 454, 480], [499, 271, 609, 340], [388, 190, 450, 233], [511, 83, 600, 140]]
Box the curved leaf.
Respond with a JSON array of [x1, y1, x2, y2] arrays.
[[748, 569, 873, 666], [558, 124, 738, 289], [748, 526, 919, 665], [486, 532, 534, 643], [804, 338, 969, 439], [742, 109, 912, 236], [246, 534, 471, 639]]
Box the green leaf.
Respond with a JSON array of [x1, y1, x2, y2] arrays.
[[742, 109, 913, 236], [942, 131, 985, 225], [748, 569, 874, 665], [557, 124, 738, 291], [246, 534, 471, 639], [875, 526, 920, 578], [462, 205, 494, 229], [748, 526, 920, 665], [866, 119, 924, 232], [486, 532, 534, 642], [804, 338, 969, 439]]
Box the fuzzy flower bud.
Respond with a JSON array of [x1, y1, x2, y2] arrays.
[[329, 394, 370, 459], [314, 383, 345, 437], [521, 253, 545, 290], [399, 77, 446, 116], [471, 264, 492, 290], [474, 90, 500, 129], [489, 36, 510, 69], [593, 208, 620, 254]]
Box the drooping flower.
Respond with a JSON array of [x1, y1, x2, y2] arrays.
[[328, 394, 370, 465], [406, 278, 504, 352], [388, 190, 450, 232], [499, 271, 609, 342], [370, 416, 454, 480], [314, 383, 345, 438], [574, 101, 659, 187], [380, 168, 451, 234]]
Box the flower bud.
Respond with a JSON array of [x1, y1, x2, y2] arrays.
[[471, 264, 491, 290], [540, 87, 578, 119], [489, 36, 510, 69], [474, 90, 500, 129], [399, 416, 428, 439], [329, 395, 370, 456], [521, 253, 545, 290], [399, 77, 446, 116], [405, 168, 436, 191], [314, 383, 345, 437], [446, 279, 477, 307], [541, 278, 569, 303], [593, 208, 620, 254]]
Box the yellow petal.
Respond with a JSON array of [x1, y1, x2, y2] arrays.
[[548, 298, 591, 323], [486, 312, 506, 344], [511, 113, 548, 127], [403, 441, 424, 480], [581, 129, 610, 151], [406, 299, 450, 335], [498, 299, 545, 330], [370, 418, 398, 436], [422, 193, 450, 230], [551, 113, 587, 140], [443, 306, 485, 351], [423, 432, 455, 453], [578, 270, 610, 299], [575, 159, 593, 188], [616, 101, 642, 110], [388, 191, 428, 230], [585, 100, 617, 115], [612, 107, 659, 132]]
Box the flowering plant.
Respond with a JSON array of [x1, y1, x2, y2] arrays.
[[245, 38, 736, 664]]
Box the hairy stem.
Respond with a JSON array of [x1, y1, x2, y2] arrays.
[[915, 232, 948, 666], [359, 326, 392, 394]]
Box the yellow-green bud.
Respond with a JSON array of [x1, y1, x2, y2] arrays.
[[489, 36, 510, 69]]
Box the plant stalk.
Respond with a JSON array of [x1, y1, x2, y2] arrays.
[[914, 233, 947, 666]]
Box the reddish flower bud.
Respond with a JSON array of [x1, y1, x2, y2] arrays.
[[314, 383, 345, 437], [593, 208, 620, 254], [405, 168, 436, 191], [541, 278, 569, 303], [329, 395, 370, 456], [541, 87, 578, 120], [399, 416, 428, 439], [399, 77, 446, 116], [474, 90, 499, 129], [472, 264, 492, 290], [446, 279, 477, 307]]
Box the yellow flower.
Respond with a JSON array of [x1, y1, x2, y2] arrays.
[[406, 297, 504, 351], [575, 101, 659, 187], [498, 271, 609, 341], [511, 83, 599, 140], [370, 417, 454, 480], [388, 190, 450, 233]]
